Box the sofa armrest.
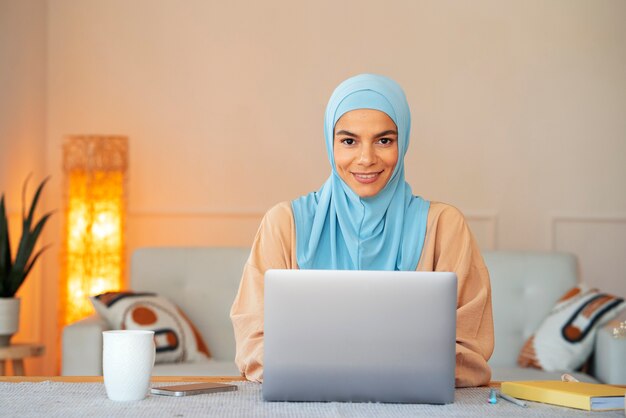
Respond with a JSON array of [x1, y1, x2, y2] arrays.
[[593, 320, 626, 384], [61, 314, 110, 376]]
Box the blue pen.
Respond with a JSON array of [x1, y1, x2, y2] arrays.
[[498, 391, 528, 408], [488, 388, 497, 404]]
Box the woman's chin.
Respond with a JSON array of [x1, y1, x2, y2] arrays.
[[350, 184, 384, 198]]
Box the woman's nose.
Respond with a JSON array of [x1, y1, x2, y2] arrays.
[[358, 144, 375, 165]]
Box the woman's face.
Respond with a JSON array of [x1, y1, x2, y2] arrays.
[[333, 109, 399, 198]]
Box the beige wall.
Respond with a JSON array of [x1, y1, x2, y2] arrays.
[[2, 0, 625, 374], [0, 0, 47, 374]]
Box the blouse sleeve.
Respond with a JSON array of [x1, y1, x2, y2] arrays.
[[229, 202, 297, 382], [418, 202, 495, 387]]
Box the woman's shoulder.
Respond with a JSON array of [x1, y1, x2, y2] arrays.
[[422, 201, 477, 259], [428, 201, 466, 220], [427, 201, 471, 231], [263, 201, 294, 222], [259, 201, 295, 237]]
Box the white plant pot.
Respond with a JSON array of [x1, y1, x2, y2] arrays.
[[0, 297, 20, 346]]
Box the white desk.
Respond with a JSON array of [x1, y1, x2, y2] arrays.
[[0, 377, 622, 417]]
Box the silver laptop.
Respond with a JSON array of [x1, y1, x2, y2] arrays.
[[263, 269, 457, 404]]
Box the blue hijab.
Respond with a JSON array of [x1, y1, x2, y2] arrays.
[[291, 74, 430, 271]]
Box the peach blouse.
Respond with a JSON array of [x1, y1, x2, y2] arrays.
[[230, 200, 494, 387]]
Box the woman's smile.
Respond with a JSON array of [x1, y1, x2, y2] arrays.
[[333, 109, 398, 198], [351, 170, 384, 184]]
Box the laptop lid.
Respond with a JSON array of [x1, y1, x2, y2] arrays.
[[263, 269, 457, 404]]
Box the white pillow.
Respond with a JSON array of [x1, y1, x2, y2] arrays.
[[518, 284, 624, 371], [91, 291, 211, 364]]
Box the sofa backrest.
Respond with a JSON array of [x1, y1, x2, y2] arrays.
[[483, 250, 578, 367], [131, 247, 249, 362], [131, 247, 580, 368]]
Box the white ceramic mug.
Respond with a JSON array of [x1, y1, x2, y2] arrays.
[[103, 330, 155, 401]]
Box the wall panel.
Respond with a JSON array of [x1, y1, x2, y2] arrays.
[[553, 216, 626, 296]]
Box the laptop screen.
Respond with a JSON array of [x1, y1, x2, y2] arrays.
[[263, 269, 457, 404]]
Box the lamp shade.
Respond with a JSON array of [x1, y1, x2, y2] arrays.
[[61, 136, 128, 326]]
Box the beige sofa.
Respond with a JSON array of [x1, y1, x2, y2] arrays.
[[62, 248, 625, 384]]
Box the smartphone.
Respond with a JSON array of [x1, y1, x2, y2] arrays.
[[150, 382, 238, 397]]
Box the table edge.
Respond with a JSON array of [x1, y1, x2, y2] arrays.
[[0, 375, 247, 383], [0, 377, 510, 387]]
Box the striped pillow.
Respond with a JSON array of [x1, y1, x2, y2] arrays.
[[91, 291, 211, 364], [518, 285, 624, 372]]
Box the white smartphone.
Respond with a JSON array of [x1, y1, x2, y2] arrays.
[[150, 382, 238, 397]]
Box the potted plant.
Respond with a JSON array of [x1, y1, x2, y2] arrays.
[[0, 176, 52, 346]]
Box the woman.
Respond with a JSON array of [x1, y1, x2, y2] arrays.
[[230, 74, 494, 387]]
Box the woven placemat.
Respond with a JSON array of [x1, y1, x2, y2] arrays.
[[0, 381, 622, 417]]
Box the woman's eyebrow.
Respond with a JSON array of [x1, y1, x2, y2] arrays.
[[335, 129, 358, 137], [335, 129, 398, 138], [374, 130, 398, 138]]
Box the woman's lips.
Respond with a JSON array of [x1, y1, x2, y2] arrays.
[[352, 171, 382, 184]]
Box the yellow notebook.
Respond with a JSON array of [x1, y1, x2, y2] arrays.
[[501, 380, 626, 411]]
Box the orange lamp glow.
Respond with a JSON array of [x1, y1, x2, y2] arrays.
[[61, 136, 128, 326]]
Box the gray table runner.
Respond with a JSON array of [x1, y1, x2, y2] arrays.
[[0, 381, 622, 417]]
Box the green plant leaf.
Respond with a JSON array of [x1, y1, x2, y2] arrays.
[[13, 179, 51, 276], [25, 176, 50, 228], [21, 243, 51, 279], [13, 211, 53, 279], [13, 244, 52, 296], [13, 177, 51, 275], [1, 177, 52, 297], [21, 173, 31, 220], [12, 218, 34, 281], [6, 269, 25, 298], [0, 195, 12, 296]]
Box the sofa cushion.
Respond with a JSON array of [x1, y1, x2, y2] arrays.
[[483, 251, 579, 368], [91, 291, 211, 364], [130, 247, 249, 362], [518, 285, 624, 372]]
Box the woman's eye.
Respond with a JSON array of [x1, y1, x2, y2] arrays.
[[341, 138, 355, 146], [378, 138, 394, 145]]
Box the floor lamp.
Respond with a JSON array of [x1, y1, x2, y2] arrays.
[[61, 136, 128, 326]]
